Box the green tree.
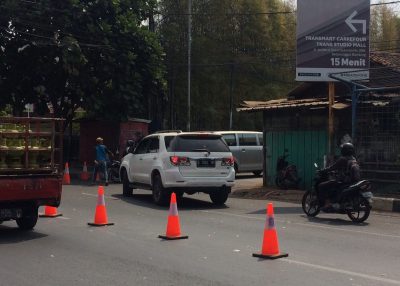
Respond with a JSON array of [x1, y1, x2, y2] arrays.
[[159, 0, 296, 131], [0, 0, 166, 128]]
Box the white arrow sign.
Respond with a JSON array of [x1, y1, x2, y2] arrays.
[[345, 10, 367, 34]]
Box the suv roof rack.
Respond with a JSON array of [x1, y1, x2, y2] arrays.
[[154, 130, 182, 134]]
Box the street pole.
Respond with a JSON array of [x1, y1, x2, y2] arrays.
[[351, 86, 358, 140], [328, 82, 335, 156], [229, 63, 234, 130], [187, 0, 192, 132]]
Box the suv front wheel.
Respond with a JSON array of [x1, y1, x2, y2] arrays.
[[152, 174, 169, 206], [122, 170, 133, 197], [209, 187, 230, 205]]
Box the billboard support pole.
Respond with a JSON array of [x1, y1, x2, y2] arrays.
[[351, 85, 359, 140], [328, 82, 335, 155]]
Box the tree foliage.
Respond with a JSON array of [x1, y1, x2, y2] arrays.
[[159, 0, 297, 131], [0, 0, 166, 128]]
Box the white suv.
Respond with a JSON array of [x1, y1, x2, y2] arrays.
[[120, 131, 235, 205]]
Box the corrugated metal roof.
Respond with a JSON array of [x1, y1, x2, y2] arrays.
[[237, 98, 331, 112]]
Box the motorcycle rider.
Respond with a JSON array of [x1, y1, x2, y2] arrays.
[[318, 142, 360, 210]]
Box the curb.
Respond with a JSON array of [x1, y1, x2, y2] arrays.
[[373, 197, 400, 213], [231, 189, 400, 213]]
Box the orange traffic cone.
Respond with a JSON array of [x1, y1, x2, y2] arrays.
[[252, 203, 288, 259], [39, 206, 63, 218], [81, 161, 89, 181], [88, 186, 114, 226], [63, 162, 71, 185], [158, 193, 188, 240]]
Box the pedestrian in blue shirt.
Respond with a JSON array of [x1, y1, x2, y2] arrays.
[[91, 137, 113, 186]]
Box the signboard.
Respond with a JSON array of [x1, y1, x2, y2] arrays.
[[296, 0, 370, 82]]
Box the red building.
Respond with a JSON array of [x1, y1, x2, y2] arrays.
[[79, 118, 150, 165]]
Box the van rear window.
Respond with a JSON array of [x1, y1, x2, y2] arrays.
[[170, 136, 230, 152]]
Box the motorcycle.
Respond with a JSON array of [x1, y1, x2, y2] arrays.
[[107, 160, 121, 183], [275, 151, 300, 189], [302, 163, 373, 223]]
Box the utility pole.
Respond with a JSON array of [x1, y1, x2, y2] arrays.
[[187, 0, 192, 132], [229, 63, 234, 130]]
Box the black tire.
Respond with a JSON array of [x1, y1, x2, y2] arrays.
[[122, 170, 133, 197], [152, 174, 169, 206], [209, 187, 230, 205], [347, 195, 371, 223], [253, 171, 262, 177], [16, 207, 38, 230], [302, 191, 320, 217]]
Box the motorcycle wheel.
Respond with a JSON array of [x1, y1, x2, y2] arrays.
[[302, 191, 320, 217], [346, 195, 371, 223]]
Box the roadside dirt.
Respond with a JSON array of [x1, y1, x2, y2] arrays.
[[230, 187, 304, 204]]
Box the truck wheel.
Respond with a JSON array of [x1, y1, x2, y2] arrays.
[[209, 187, 230, 206], [16, 208, 38, 230], [122, 170, 133, 197], [152, 174, 169, 206]]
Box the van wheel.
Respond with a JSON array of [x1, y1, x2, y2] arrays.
[[152, 174, 169, 206], [253, 171, 262, 177], [210, 187, 230, 205], [16, 207, 38, 230], [122, 171, 133, 197]]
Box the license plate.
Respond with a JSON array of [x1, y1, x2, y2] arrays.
[[0, 208, 22, 219], [197, 159, 215, 168]]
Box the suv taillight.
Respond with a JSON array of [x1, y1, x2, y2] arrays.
[[170, 156, 191, 166], [221, 156, 234, 166]]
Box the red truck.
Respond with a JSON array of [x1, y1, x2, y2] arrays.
[[0, 117, 64, 230]]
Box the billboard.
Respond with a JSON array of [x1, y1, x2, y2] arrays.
[[296, 0, 370, 82]]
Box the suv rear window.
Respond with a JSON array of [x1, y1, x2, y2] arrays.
[[170, 135, 230, 152]]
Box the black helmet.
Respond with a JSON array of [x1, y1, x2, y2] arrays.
[[341, 142, 354, 156]]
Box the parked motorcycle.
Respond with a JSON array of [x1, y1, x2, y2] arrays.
[[107, 160, 121, 183], [302, 163, 373, 223], [275, 151, 300, 189]]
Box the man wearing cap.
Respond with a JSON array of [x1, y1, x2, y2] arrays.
[[91, 137, 113, 186]]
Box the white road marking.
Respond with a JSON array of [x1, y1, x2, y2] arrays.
[[57, 216, 70, 220], [81, 192, 119, 200], [201, 210, 400, 239], [284, 258, 400, 285]]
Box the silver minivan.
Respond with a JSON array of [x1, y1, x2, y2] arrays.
[[215, 131, 263, 176]]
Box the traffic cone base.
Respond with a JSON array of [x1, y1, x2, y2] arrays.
[[88, 222, 114, 227], [40, 213, 63, 218], [158, 234, 189, 240], [252, 252, 288, 260], [39, 206, 63, 218]]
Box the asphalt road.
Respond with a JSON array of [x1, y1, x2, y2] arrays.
[[1, 178, 400, 286]]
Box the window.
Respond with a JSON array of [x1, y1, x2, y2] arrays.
[[170, 135, 230, 152], [239, 133, 257, 146], [258, 134, 263, 145], [148, 137, 160, 153], [134, 138, 150, 154], [222, 134, 237, 146], [164, 136, 175, 151]]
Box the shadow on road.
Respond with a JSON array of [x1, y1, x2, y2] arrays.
[[247, 206, 304, 215], [235, 173, 262, 180], [303, 215, 369, 226], [113, 193, 228, 211], [0, 225, 48, 244]]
